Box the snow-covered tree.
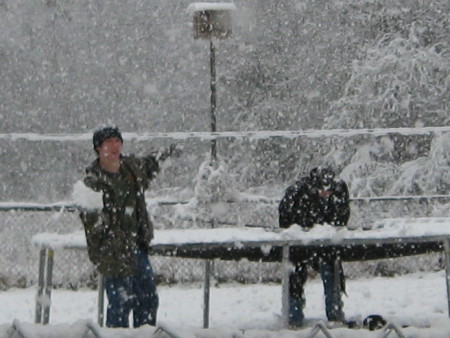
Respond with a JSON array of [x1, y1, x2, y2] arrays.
[[172, 155, 239, 227], [325, 34, 448, 130], [320, 1, 449, 199]]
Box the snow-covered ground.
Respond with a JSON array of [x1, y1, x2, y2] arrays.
[[1, 271, 449, 337], [4, 218, 450, 336]]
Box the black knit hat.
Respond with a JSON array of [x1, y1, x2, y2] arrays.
[[93, 127, 123, 149], [309, 167, 335, 185]]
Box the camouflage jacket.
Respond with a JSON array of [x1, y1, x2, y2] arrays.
[[79, 155, 159, 277]]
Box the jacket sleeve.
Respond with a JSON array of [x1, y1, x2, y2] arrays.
[[279, 182, 313, 228], [294, 190, 315, 228], [142, 155, 160, 181], [132, 145, 181, 182], [279, 185, 297, 228], [331, 180, 350, 226]]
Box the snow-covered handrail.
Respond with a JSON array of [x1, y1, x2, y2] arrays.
[[0, 199, 188, 211], [382, 322, 407, 338], [350, 194, 450, 202], [83, 320, 105, 338], [10, 319, 37, 338], [154, 322, 191, 338], [0, 202, 79, 212], [307, 321, 333, 338], [2, 194, 450, 211], [1, 125, 450, 142]]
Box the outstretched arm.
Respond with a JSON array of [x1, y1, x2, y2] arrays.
[[151, 143, 184, 162], [139, 143, 184, 181]]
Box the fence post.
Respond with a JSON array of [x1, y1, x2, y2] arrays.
[[43, 249, 54, 324], [281, 244, 290, 328], [34, 248, 47, 323]]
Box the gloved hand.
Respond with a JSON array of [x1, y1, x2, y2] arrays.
[[153, 143, 184, 161]]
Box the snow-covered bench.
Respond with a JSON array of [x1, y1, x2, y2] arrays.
[[31, 218, 450, 328]]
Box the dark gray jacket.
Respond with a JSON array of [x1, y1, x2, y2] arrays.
[[279, 170, 350, 229]]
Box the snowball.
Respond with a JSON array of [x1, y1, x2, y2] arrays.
[[71, 180, 103, 210]]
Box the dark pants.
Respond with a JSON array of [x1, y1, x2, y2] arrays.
[[289, 254, 345, 327], [105, 249, 159, 328]]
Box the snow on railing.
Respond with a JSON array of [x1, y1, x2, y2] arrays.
[[10, 319, 38, 338], [1, 125, 450, 142], [382, 322, 407, 338], [1, 194, 450, 211], [308, 321, 333, 338], [84, 320, 104, 338], [154, 322, 192, 338], [0, 199, 187, 211], [10, 319, 106, 338]]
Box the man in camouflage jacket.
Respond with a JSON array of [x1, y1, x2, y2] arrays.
[[79, 127, 178, 328]]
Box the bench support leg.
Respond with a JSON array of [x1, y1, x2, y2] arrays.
[[34, 248, 54, 325], [43, 249, 54, 324], [203, 260, 211, 328], [35, 248, 46, 324], [97, 274, 105, 326]]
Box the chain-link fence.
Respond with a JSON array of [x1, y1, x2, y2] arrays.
[[0, 206, 286, 290], [0, 197, 445, 290]]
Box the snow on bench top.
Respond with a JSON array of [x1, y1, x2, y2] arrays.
[[31, 217, 450, 250]]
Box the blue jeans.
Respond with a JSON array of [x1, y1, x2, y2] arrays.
[[105, 249, 159, 328], [289, 257, 344, 326]]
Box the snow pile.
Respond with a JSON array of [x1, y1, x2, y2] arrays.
[[172, 157, 239, 226]]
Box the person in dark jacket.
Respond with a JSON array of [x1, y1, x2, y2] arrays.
[[279, 167, 350, 327], [79, 126, 180, 328]]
